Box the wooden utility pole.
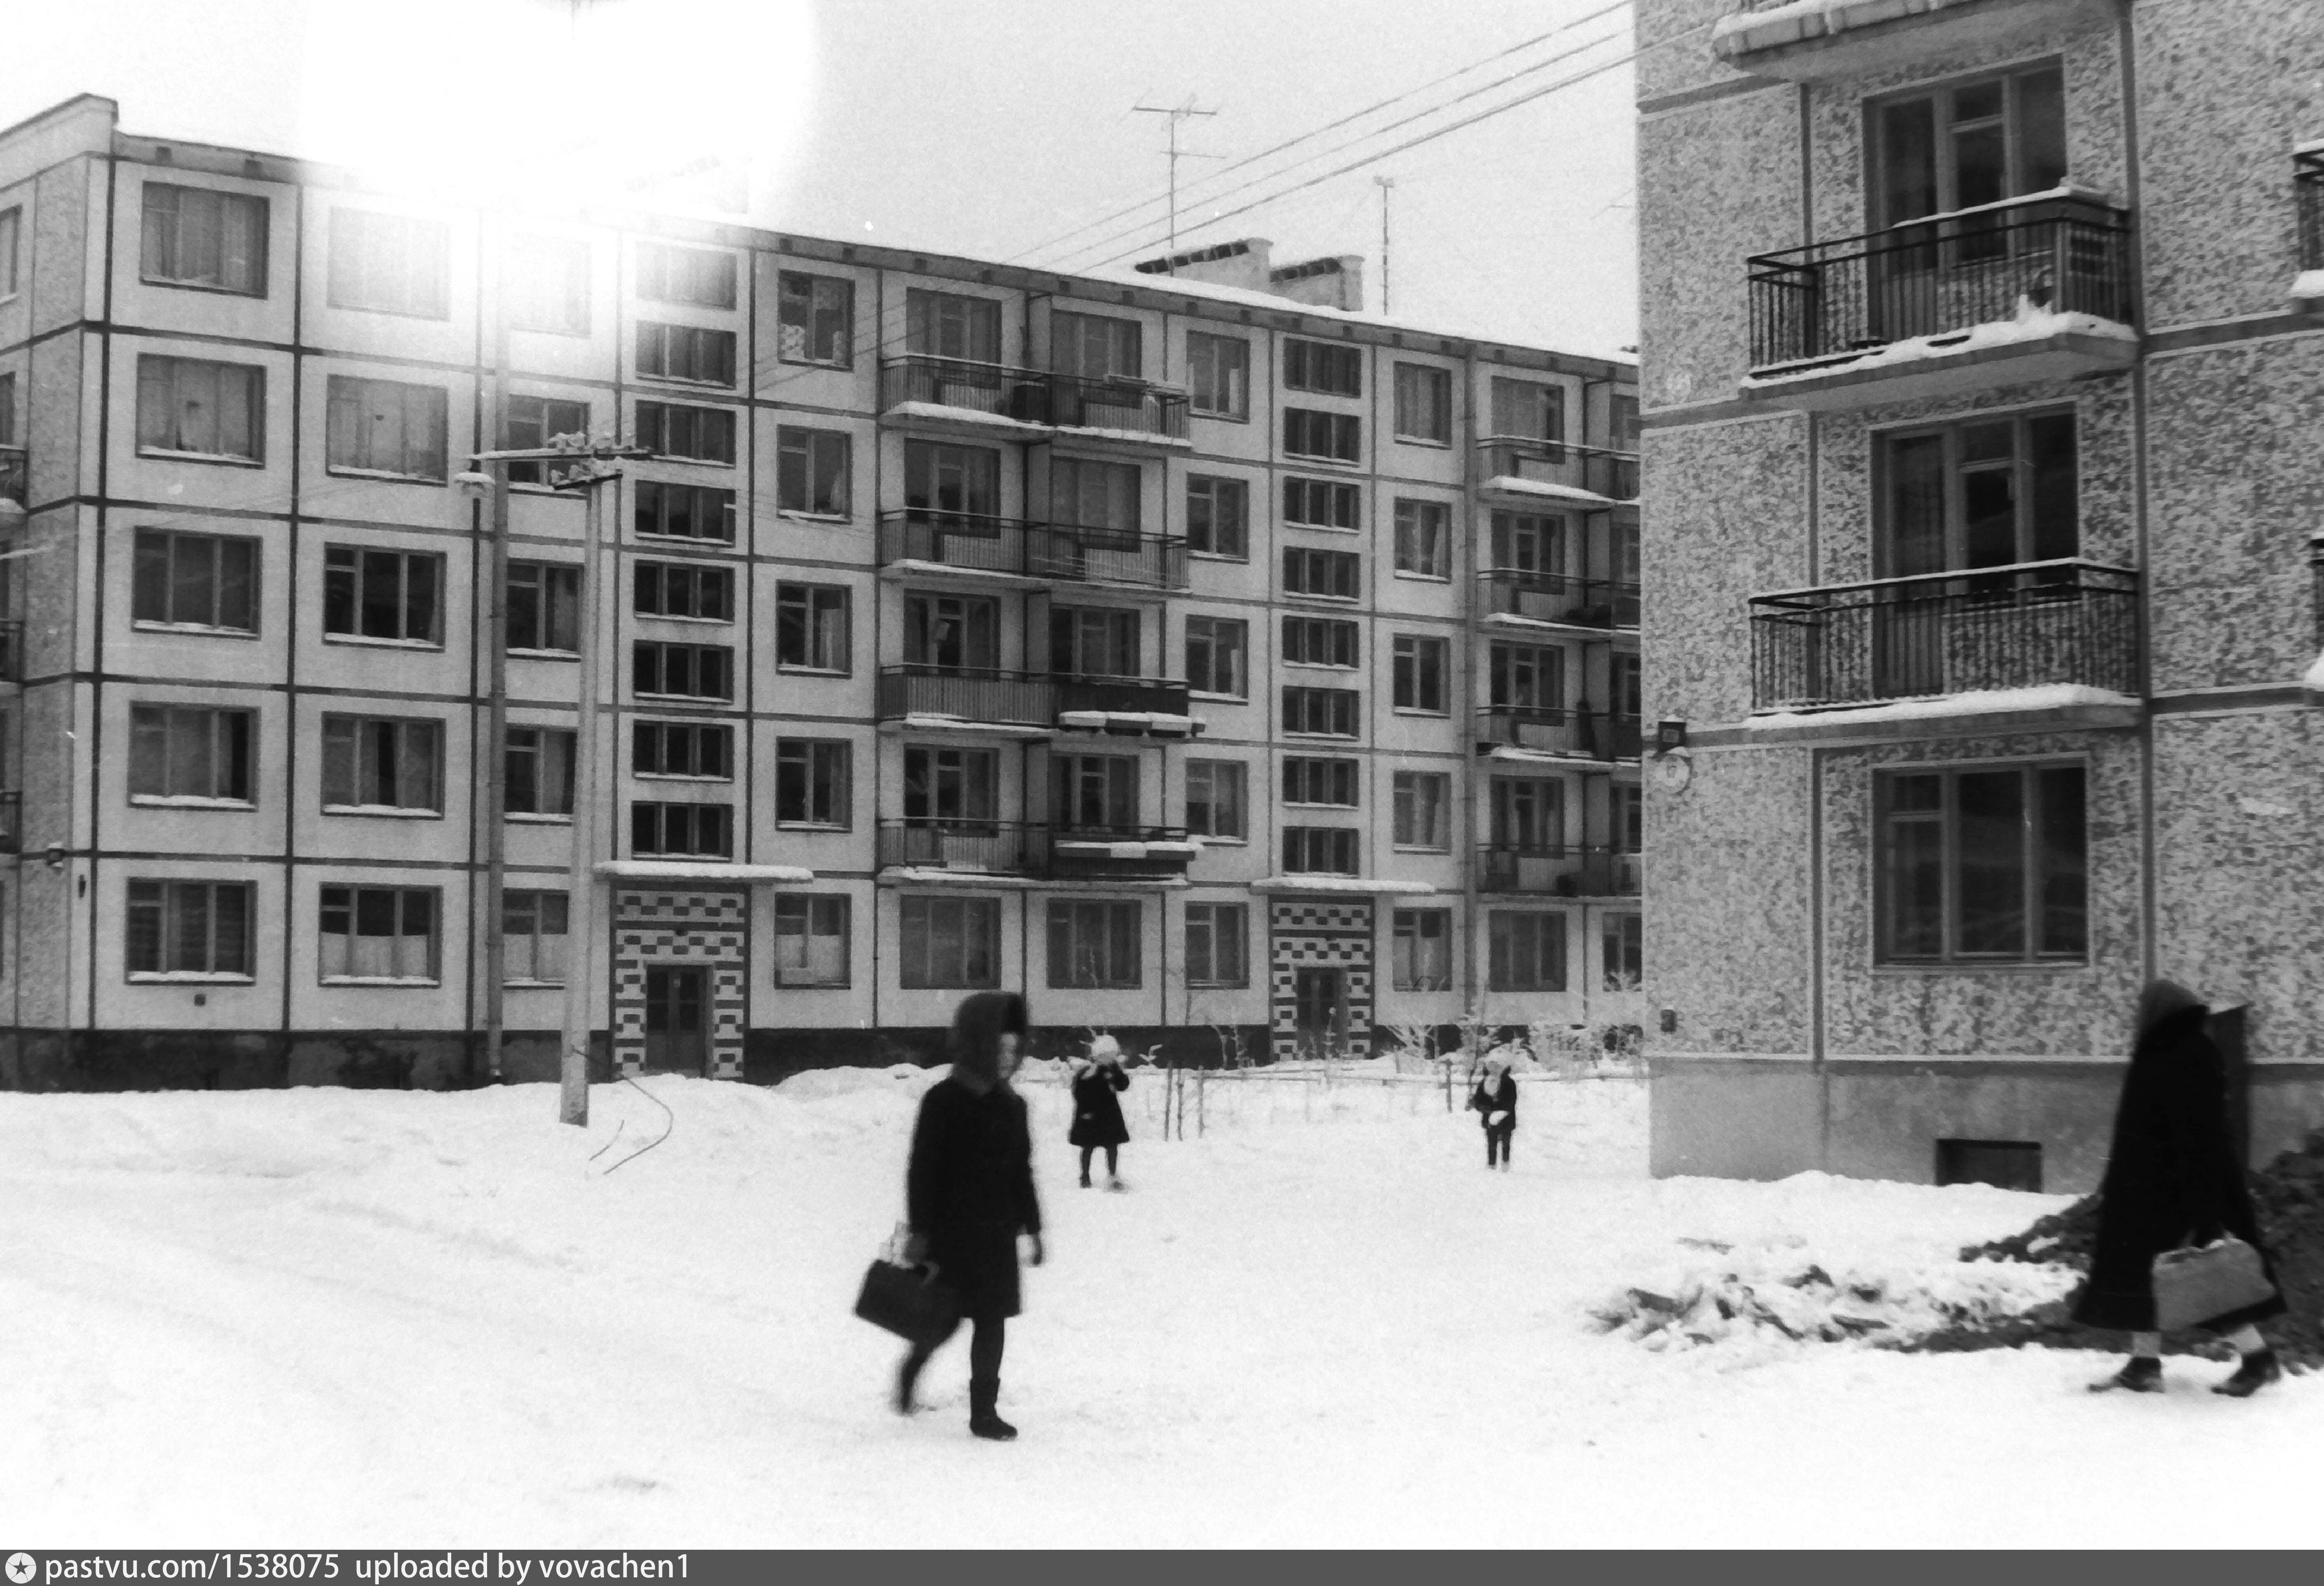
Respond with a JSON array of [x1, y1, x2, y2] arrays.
[[1132, 99, 1219, 271], [483, 237, 512, 1084]]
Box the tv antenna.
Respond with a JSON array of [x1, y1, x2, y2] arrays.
[[1375, 175, 1397, 314], [1132, 97, 1221, 272]]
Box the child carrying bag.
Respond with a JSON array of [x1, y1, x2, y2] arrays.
[[854, 1222, 960, 1345], [2151, 1235, 2277, 1332]]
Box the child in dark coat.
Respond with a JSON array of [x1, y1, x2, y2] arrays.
[[1470, 1058, 1518, 1170], [1069, 1037, 1131, 1189]]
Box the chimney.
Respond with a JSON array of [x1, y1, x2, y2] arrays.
[[1132, 237, 1275, 293], [1268, 254, 1365, 313]]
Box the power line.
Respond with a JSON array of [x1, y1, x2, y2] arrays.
[[1007, 0, 1632, 268]]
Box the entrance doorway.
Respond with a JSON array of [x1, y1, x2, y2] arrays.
[[1292, 967, 1345, 1061], [643, 966, 709, 1075]]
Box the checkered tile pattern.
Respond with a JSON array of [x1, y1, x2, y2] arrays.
[[611, 889, 749, 1079], [1268, 900, 1375, 1063]]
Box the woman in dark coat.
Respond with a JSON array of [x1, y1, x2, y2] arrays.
[[1470, 1056, 1518, 1171], [1068, 1039, 1131, 1189], [897, 991, 1045, 1439], [2078, 979, 2284, 1396]]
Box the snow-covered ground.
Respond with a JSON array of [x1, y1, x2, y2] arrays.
[[4, 1068, 2316, 1548]]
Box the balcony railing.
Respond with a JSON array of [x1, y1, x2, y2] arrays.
[[1477, 436, 1639, 501], [2298, 148, 2324, 272], [878, 510, 1036, 577], [1749, 560, 2141, 711], [876, 511, 1190, 591], [1478, 571, 1639, 630], [876, 819, 1196, 881], [1475, 708, 1643, 760], [0, 790, 19, 855], [1476, 844, 1641, 897], [877, 359, 1190, 441], [1747, 190, 2135, 372], [0, 445, 25, 506], [877, 666, 1190, 727]]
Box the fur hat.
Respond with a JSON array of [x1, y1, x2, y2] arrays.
[[949, 991, 1030, 1082]]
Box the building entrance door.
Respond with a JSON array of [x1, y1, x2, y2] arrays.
[[643, 966, 708, 1075], [1292, 967, 1345, 1061]]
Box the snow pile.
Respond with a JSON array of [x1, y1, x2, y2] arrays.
[[1745, 299, 2137, 390], [2290, 270, 2324, 305], [1748, 683, 2140, 731], [2304, 648, 2324, 697]]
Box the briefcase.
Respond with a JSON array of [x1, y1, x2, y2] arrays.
[[2151, 1236, 2276, 1332], [855, 1256, 959, 1345]]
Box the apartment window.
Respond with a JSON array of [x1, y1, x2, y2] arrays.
[[504, 726, 575, 817], [1395, 499, 1451, 579], [504, 395, 590, 485], [774, 894, 851, 986], [900, 894, 1001, 989], [319, 886, 439, 982], [1051, 605, 1140, 678], [1604, 913, 1643, 992], [129, 705, 253, 802], [776, 583, 850, 672], [1490, 378, 1564, 452], [1881, 411, 2077, 576], [1490, 912, 1566, 992], [1393, 634, 1448, 713], [1873, 65, 2066, 232], [1611, 394, 1640, 452], [904, 289, 1002, 364], [1492, 511, 1566, 575], [1284, 408, 1360, 463], [635, 402, 736, 464], [0, 371, 12, 445], [1284, 338, 1361, 396], [1877, 763, 2086, 964], [127, 879, 253, 978], [778, 272, 853, 367], [904, 592, 998, 669], [1052, 312, 1141, 379], [1052, 456, 1141, 534], [778, 427, 852, 515], [1282, 686, 1359, 737], [1054, 754, 1138, 831], [1393, 910, 1452, 992], [635, 561, 733, 622], [329, 208, 449, 318], [635, 481, 735, 542], [1282, 757, 1358, 807], [1615, 784, 1644, 855], [132, 530, 257, 631], [1393, 771, 1450, 850], [904, 440, 1000, 518], [633, 640, 733, 700], [136, 356, 264, 462], [1283, 477, 1361, 531], [325, 376, 447, 480], [633, 720, 732, 779], [1393, 363, 1451, 444], [636, 242, 737, 309], [507, 561, 580, 653], [1187, 332, 1249, 419], [141, 183, 267, 295], [321, 716, 441, 812], [1184, 902, 1248, 988], [323, 547, 441, 645], [1185, 475, 1249, 558], [904, 745, 997, 823], [1048, 899, 1142, 989], [637, 321, 736, 386], [506, 234, 590, 336], [1185, 615, 1248, 698], [775, 738, 851, 827], [1282, 547, 1361, 601], [1490, 777, 1564, 848], [1185, 759, 1247, 840], [1488, 643, 1562, 712], [0, 208, 16, 297], [1283, 826, 1359, 875], [504, 890, 569, 985], [631, 800, 733, 858]]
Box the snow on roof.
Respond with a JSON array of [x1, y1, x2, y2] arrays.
[[1743, 302, 2137, 389], [1745, 684, 2140, 730], [881, 401, 1053, 435], [876, 559, 1039, 587], [1713, 0, 2015, 54]]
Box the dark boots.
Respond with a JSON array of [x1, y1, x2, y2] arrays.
[[2212, 1349, 2282, 1398], [968, 1375, 1017, 1440], [2089, 1355, 2163, 1394]]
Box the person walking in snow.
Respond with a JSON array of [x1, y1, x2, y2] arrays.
[[2079, 979, 2285, 1397], [1069, 1037, 1131, 1189], [896, 991, 1046, 1440], [1470, 1056, 1518, 1171]]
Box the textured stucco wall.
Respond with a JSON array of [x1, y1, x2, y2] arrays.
[[1820, 728, 2147, 1058], [1824, 1063, 2125, 1191], [1635, 0, 1762, 108], [2144, 338, 2324, 694]]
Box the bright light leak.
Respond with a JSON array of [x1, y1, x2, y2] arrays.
[[293, 0, 814, 216]]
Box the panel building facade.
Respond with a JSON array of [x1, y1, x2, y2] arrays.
[[1635, 0, 2324, 1191], [0, 96, 1641, 1088]]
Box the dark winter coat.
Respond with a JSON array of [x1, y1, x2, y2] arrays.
[[1068, 1063, 1130, 1147], [1470, 1072, 1518, 1133], [907, 1076, 1042, 1319], [2071, 988, 2285, 1333]]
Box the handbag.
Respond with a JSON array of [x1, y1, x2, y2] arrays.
[[2151, 1235, 2276, 1332], [855, 1223, 960, 1345]]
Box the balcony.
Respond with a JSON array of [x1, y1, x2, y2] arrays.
[[877, 512, 1190, 593], [876, 820, 1197, 884], [1475, 708, 1643, 762], [2294, 146, 2324, 309], [877, 359, 1190, 447], [1748, 559, 2143, 739], [0, 790, 19, 854], [1743, 190, 2137, 410], [1476, 845, 1641, 898], [1044, 371, 1190, 448], [1476, 437, 1638, 507], [1478, 571, 1639, 632], [1711, 0, 2108, 82], [877, 666, 1195, 736]]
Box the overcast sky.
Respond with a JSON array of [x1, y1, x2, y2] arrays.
[[7, 0, 1640, 357]]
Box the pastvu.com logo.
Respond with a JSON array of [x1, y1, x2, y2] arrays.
[[6, 1553, 37, 1585]]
